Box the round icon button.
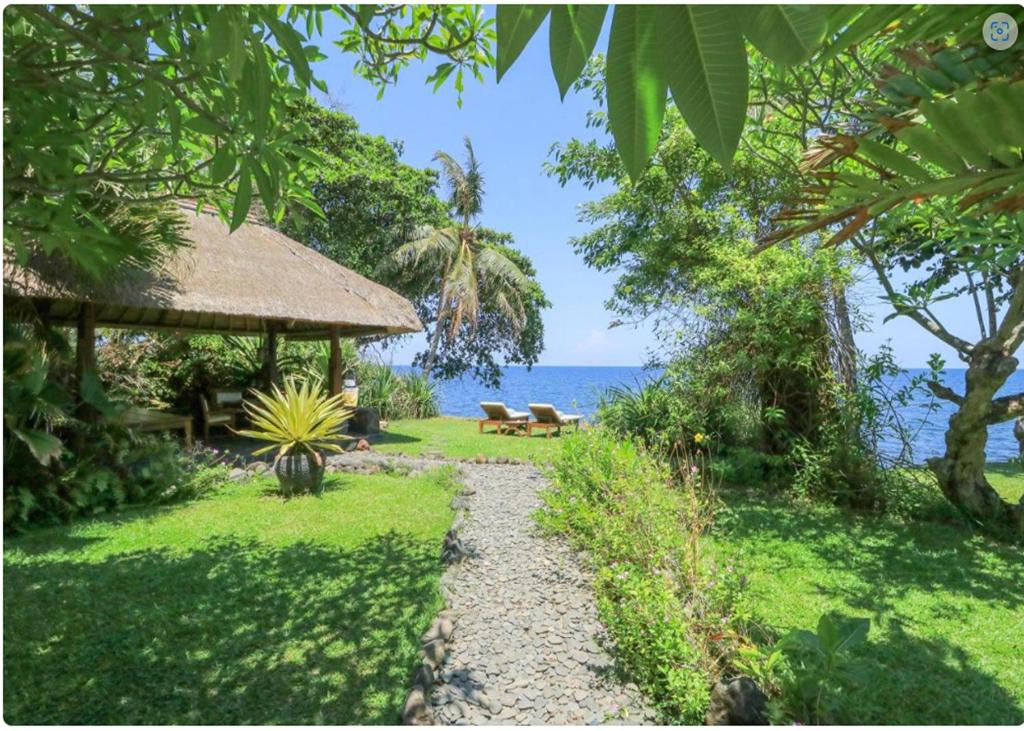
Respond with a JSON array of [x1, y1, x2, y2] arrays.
[[983, 12, 1018, 50]]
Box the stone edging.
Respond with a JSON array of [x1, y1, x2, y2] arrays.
[[402, 609, 456, 725], [401, 475, 477, 725]]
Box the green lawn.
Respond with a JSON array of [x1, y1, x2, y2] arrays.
[[374, 416, 564, 462], [3, 469, 459, 725], [710, 466, 1024, 725]]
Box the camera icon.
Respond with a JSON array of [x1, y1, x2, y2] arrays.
[[983, 12, 1018, 50]]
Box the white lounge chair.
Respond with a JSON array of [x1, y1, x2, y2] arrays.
[[527, 403, 582, 438], [479, 401, 529, 435]]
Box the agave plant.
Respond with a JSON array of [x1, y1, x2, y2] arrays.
[[236, 378, 352, 495]]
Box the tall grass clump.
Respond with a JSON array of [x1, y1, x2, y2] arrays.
[[356, 363, 439, 421], [539, 427, 747, 723]]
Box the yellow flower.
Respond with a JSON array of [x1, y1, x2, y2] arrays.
[[694, 432, 705, 444]]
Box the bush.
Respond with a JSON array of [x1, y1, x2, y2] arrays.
[[356, 363, 439, 421], [540, 427, 748, 723], [4, 424, 229, 532]]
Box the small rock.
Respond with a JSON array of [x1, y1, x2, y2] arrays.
[[246, 461, 269, 474], [228, 467, 247, 481], [475, 454, 487, 464], [706, 677, 768, 725], [356, 438, 371, 451], [421, 639, 446, 668], [410, 662, 434, 690], [402, 688, 432, 725]]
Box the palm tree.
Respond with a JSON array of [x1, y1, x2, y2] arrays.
[[379, 137, 533, 378]]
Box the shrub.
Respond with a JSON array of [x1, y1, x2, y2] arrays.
[[4, 424, 230, 532], [540, 427, 747, 723], [355, 363, 439, 421]]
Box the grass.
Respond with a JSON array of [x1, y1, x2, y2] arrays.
[[3, 468, 460, 725], [374, 416, 565, 462], [709, 464, 1024, 725]]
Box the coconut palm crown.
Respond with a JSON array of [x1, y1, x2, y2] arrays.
[[378, 137, 533, 378]]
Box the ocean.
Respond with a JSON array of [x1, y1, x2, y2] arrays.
[[396, 365, 1024, 463]]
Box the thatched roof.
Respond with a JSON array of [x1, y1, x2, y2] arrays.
[[3, 201, 422, 339]]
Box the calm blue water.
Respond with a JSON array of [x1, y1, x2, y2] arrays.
[[396, 366, 1024, 463]]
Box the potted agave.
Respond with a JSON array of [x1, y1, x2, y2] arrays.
[[236, 378, 352, 496]]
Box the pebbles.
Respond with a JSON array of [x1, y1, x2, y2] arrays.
[[430, 464, 655, 725]]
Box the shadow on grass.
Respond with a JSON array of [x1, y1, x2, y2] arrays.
[[718, 492, 1024, 723], [3, 533, 442, 725], [984, 461, 1023, 478], [719, 493, 1023, 614]]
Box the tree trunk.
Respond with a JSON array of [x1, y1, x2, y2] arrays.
[[832, 282, 858, 394], [422, 278, 449, 379], [927, 348, 1023, 534]]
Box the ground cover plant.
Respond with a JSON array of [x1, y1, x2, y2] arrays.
[[709, 465, 1024, 724], [374, 417, 562, 463], [539, 427, 745, 723], [3, 468, 459, 724]]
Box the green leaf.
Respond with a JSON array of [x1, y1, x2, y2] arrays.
[[856, 137, 934, 183], [548, 5, 607, 99], [14, 428, 64, 466], [739, 5, 827, 66], [80, 370, 120, 418], [896, 126, 967, 176], [265, 13, 312, 88], [184, 115, 226, 136], [231, 162, 253, 231], [604, 5, 667, 181], [209, 145, 235, 184], [227, 14, 246, 82], [496, 5, 550, 82], [657, 6, 747, 171]]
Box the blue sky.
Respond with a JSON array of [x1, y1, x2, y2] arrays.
[[310, 11, 977, 369]]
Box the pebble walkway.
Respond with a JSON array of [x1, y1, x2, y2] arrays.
[[431, 463, 655, 725]]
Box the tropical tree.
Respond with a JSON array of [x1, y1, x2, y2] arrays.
[[379, 138, 542, 379], [3, 4, 494, 278]]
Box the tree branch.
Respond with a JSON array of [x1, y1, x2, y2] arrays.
[[854, 240, 974, 358], [987, 392, 1024, 425], [927, 380, 964, 406]]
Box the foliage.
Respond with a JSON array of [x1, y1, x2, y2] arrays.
[[280, 101, 449, 277], [3, 4, 493, 277], [335, 4, 495, 104], [237, 378, 352, 462], [353, 363, 440, 421], [3, 467, 460, 723], [4, 423, 229, 533], [498, 5, 1009, 179], [379, 138, 549, 383], [541, 428, 748, 722]]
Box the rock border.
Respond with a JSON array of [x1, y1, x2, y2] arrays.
[[402, 609, 456, 725]]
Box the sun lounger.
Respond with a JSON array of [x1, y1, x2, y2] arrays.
[[479, 401, 529, 435], [527, 403, 582, 438]]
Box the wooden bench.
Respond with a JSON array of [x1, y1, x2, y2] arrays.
[[116, 408, 194, 447]]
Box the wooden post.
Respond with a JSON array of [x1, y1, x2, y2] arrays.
[[75, 303, 97, 422], [328, 327, 343, 396], [264, 322, 279, 388]]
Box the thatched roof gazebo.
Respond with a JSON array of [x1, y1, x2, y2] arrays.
[[4, 201, 421, 405]]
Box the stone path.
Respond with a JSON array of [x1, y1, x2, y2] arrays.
[[431, 463, 655, 725]]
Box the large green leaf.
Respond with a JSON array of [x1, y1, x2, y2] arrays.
[[496, 5, 550, 82], [605, 5, 666, 181], [14, 428, 64, 466], [739, 5, 827, 66], [548, 5, 608, 99], [657, 6, 747, 171]]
